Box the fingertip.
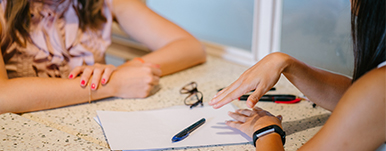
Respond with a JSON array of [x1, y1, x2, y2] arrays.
[[213, 103, 223, 109], [91, 83, 97, 91], [101, 77, 109, 86], [101, 70, 113, 86], [225, 120, 231, 126], [208, 98, 216, 105], [80, 79, 86, 87], [211, 103, 219, 109], [210, 91, 223, 105], [246, 101, 253, 108], [247, 101, 252, 108], [101, 78, 106, 85]]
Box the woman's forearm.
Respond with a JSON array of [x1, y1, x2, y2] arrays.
[[0, 77, 113, 114], [141, 37, 206, 75], [255, 133, 284, 151], [111, 0, 206, 76], [282, 54, 352, 111]]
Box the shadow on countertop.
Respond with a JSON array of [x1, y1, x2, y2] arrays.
[[282, 113, 330, 135]]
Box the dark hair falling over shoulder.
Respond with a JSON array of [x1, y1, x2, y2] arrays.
[[1, 0, 106, 50], [3, 0, 30, 47], [351, 0, 386, 82]]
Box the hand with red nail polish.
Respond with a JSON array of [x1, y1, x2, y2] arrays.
[[68, 63, 117, 90]]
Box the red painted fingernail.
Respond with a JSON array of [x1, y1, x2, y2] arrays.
[[91, 83, 96, 90], [101, 78, 106, 84], [81, 80, 86, 86], [68, 74, 73, 79]]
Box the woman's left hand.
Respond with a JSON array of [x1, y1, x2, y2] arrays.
[[68, 63, 117, 90], [226, 106, 283, 138]]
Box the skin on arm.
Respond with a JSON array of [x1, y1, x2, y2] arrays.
[[0, 3, 165, 114], [298, 67, 386, 151], [0, 51, 161, 114], [210, 52, 352, 111], [282, 54, 352, 111], [110, 0, 206, 76], [0, 52, 106, 113], [226, 67, 385, 151]]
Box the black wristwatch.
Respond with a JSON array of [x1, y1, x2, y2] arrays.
[[252, 125, 286, 147]]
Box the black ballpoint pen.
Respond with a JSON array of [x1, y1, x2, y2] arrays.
[[217, 87, 276, 92], [171, 118, 206, 142], [239, 94, 301, 104], [239, 94, 296, 101]]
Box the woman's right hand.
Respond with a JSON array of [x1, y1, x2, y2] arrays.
[[209, 52, 292, 109], [108, 62, 162, 98]]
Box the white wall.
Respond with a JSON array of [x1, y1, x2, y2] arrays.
[[147, 0, 254, 51], [143, 0, 354, 76]]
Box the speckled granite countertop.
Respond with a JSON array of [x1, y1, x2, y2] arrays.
[[0, 55, 330, 151]]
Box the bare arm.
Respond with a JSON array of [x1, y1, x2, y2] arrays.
[[299, 66, 385, 151], [0, 77, 110, 114], [210, 52, 352, 111], [0, 8, 164, 114], [110, 0, 206, 75], [282, 54, 352, 111], [0, 52, 112, 113], [0, 56, 161, 114], [2, 23, 108, 113], [226, 67, 385, 151]]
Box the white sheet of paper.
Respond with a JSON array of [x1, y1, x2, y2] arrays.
[[96, 104, 252, 151]]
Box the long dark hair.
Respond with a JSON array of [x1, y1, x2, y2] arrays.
[[2, 0, 106, 47], [351, 0, 386, 81]]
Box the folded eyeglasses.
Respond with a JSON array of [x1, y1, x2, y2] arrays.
[[180, 82, 203, 109]]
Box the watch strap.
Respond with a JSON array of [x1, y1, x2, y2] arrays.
[[252, 125, 286, 147]]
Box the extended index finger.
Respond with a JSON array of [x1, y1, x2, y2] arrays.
[[210, 78, 243, 102], [209, 80, 242, 107], [211, 85, 253, 109]]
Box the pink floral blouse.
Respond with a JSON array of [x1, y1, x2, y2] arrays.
[[0, 0, 113, 78]]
